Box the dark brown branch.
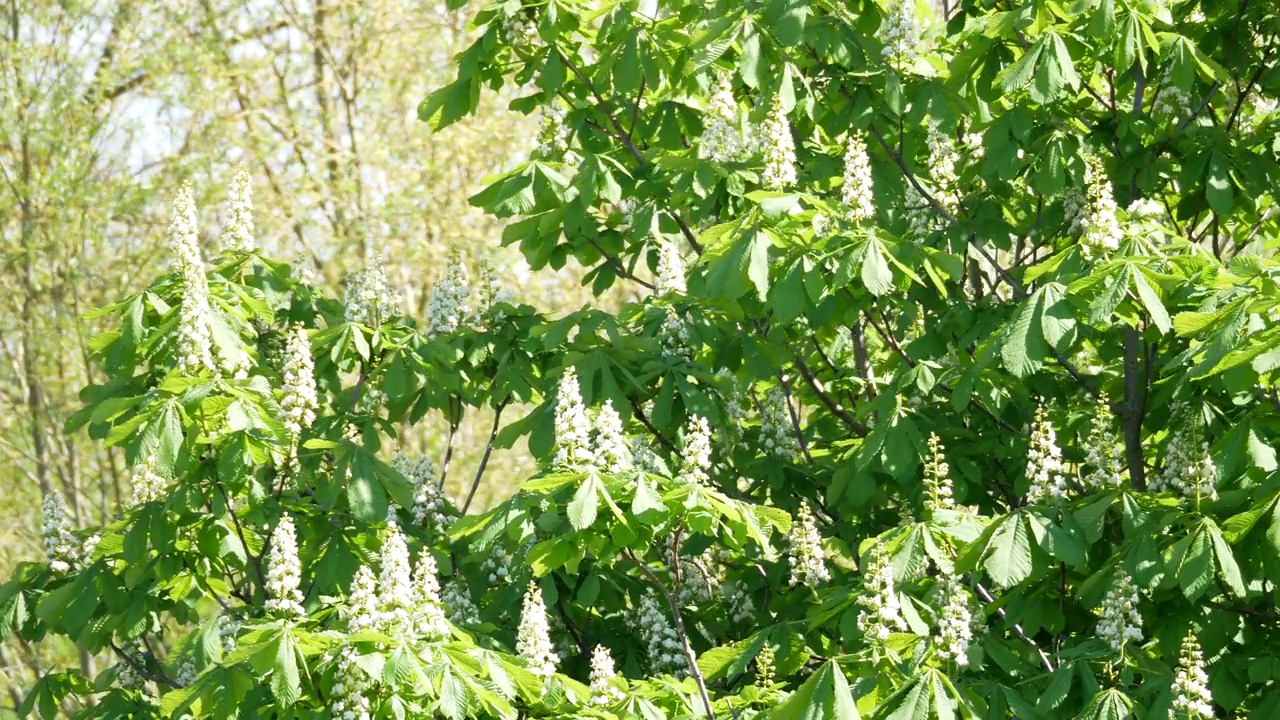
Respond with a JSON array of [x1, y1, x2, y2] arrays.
[[462, 400, 508, 515]]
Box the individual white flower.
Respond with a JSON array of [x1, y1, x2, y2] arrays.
[[841, 132, 876, 224], [588, 645, 625, 706], [1152, 424, 1218, 501], [394, 454, 452, 533], [923, 433, 955, 512], [636, 593, 687, 676], [1080, 155, 1122, 257], [221, 167, 254, 253], [553, 367, 594, 466], [594, 400, 631, 474], [517, 583, 559, 680], [658, 307, 693, 362], [344, 253, 400, 326], [760, 98, 797, 191], [857, 543, 905, 641], [42, 490, 78, 573], [280, 324, 318, 437], [1025, 402, 1067, 502], [127, 456, 168, 507], [1082, 394, 1126, 491], [934, 574, 973, 665], [265, 515, 305, 617], [787, 501, 830, 587], [377, 511, 415, 630], [700, 72, 750, 163], [411, 552, 451, 640], [878, 0, 920, 66], [534, 104, 573, 160], [170, 184, 219, 376], [330, 646, 373, 720], [678, 415, 713, 485], [654, 239, 687, 296], [426, 250, 473, 338], [346, 565, 380, 633], [1098, 569, 1143, 655], [442, 578, 480, 626], [759, 386, 800, 461], [1169, 632, 1214, 719]]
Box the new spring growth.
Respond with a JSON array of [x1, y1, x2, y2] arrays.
[[169, 183, 218, 376], [264, 515, 305, 617], [588, 645, 624, 706], [221, 167, 254, 253], [1082, 393, 1125, 491], [787, 501, 830, 587], [760, 97, 797, 191], [552, 367, 593, 467], [923, 433, 955, 513], [517, 583, 559, 680], [857, 542, 906, 641], [1098, 568, 1143, 655], [1025, 401, 1066, 502]]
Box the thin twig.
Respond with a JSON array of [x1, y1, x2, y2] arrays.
[[462, 400, 508, 515]]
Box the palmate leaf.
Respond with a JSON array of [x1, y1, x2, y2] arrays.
[[984, 512, 1034, 589], [765, 660, 861, 720]]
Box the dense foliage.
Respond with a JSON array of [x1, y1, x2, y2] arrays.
[[8, 0, 1280, 717]]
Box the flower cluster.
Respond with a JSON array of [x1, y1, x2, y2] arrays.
[[857, 543, 906, 641], [588, 645, 625, 706], [482, 546, 513, 585], [218, 615, 241, 655], [411, 552, 450, 640], [755, 644, 776, 687], [534, 104, 573, 161], [42, 490, 94, 573], [1152, 425, 1218, 501], [1098, 568, 1143, 655], [345, 565, 380, 633], [499, 11, 538, 48], [700, 72, 750, 163], [722, 580, 758, 624], [344, 253, 400, 326], [1025, 402, 1067, 502], [923, 433, 955, 513], [678, 415, 713, 485], [330, 647, 373, 720], [654, 239, 687, 296], [1169, 632, 1214, 719], [658, 307, 694, 362], [170, 184, 219, 376], [394, 454, 452, 534], [426, 250, 472, 338], [1079, 155, 1122, 257], [377, 512, 416, 630], [114, 642, 150, 693], [442, 578, 480, 626], [934, 574, 973, 665], [879, 0, 920, 66], [717, 368, 750, 425], [759, 386, 800, 461], [553, 367, 594, 466], [787, 502, 830, 587], [926, 124, 960, 195], [904, 183, 944, 242], [265, 515, 306, 617], [221, 167, 254, 253], [128, 456, 169, 507], [1152, 74, 1193, 121], [841, 132, 876, 224], [280, 324, 318, 437], [517, 583, 559, 680], [636, 593, 686, 676], [593, 400, 631, 474], [1082, 393, 1126, 491], [760, 98, 797, 190]]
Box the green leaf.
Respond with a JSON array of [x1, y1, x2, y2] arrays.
[[1206, 521, 1246, 597], [999, 36, 1045, 96], [1205, 150, 1234, 215], [1131, 269, 1171, 334], [1001, 292, 1047, 377], [984, 513, 1033, 589], [861, 236, 893, 296], [568, 474, 600, 530], [271, 630, 301, 707], [1079, 688, 1132, 720], [765, 660, 861, 720], [631, 475, 665, 517]]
